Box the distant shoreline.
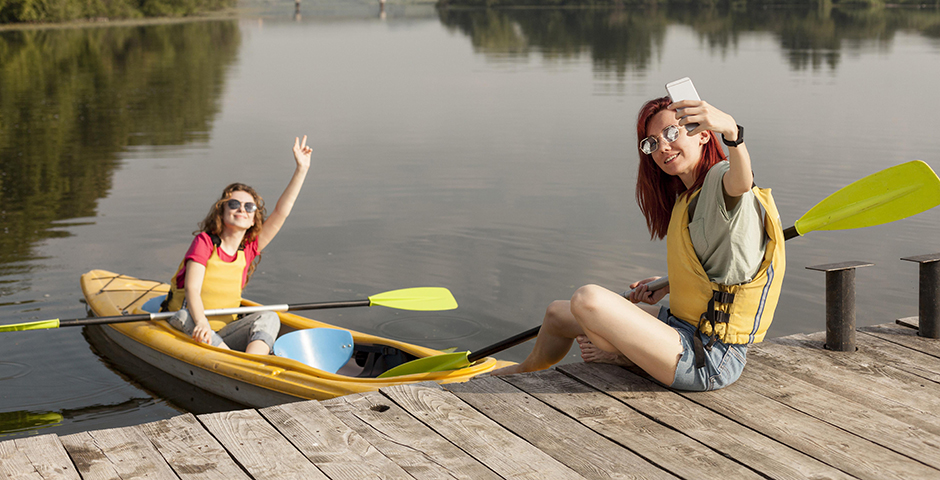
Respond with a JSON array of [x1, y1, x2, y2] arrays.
[[0, 10, 239, 31]]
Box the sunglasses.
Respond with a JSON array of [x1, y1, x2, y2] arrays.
[[224, 199, 257, 214], [640, 124, 680, 155]]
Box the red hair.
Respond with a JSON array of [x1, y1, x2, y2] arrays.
[[634, 96, 726, 239]]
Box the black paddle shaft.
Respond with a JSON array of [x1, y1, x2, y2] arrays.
[[469, 325, 540, 362], [287, 300, 371, 311]]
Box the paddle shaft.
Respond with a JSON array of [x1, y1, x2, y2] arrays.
[[467, 225, 806, 362], [51, 299, 373, 328]]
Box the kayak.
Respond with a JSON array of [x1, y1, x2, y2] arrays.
[[80, 269, 513, 407]]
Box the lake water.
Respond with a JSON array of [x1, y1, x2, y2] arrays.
[[2, 3, 940, 437]]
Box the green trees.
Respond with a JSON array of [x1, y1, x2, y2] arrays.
[[0, 0, 234, 23]]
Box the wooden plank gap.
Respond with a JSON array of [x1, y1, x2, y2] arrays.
[[761, 334, 940, 429], [322, 390, 503, 479], [507, 366, 766, 480], [671, 366, 939, 479], [735, 361, 940, 470], [260, 399, 414, 480], [197, 408, 330, 480], [379, 381, 585, 480], [556, 362, 855, 480], [859, 324, 940, 360], [137, 413, 253, 480], [447, 375, 678, 480]]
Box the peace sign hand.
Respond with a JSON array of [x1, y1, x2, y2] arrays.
[[292, 135, 312, 170]]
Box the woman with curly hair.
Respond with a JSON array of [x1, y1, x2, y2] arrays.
[[164, 136, 312, 355]]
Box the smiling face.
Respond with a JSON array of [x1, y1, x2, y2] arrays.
[[645, 110, 710, 188], [222, 190, 257, 232]]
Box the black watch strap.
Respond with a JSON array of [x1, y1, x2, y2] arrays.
[[722, 124, 744, 147]]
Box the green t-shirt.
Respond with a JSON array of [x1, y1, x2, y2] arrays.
[[688, 161, 767, 285]]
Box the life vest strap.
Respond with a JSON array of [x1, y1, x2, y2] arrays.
[[692, 289, 735, 369]]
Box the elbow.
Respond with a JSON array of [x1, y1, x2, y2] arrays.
[[726, 184, 751, 198]]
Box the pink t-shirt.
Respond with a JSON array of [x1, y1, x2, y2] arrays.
[[174, 232, 260, 289]]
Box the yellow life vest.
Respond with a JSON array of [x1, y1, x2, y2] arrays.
[[666, 186, 786, 345], [167, 239, 245, 331]]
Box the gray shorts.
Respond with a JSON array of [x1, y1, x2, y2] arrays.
[[167, 308, 280, 353], [656, 306, 747, 392]]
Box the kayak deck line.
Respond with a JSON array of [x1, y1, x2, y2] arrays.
[[5, 320, 940, 479]]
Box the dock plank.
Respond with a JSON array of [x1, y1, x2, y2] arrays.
[[60, 427, 178, 480], [447, 376, 677, 480], [322, 390, 501, 480], [198, 409, 329, 480], [857, 329, 940, 383], [736, 360, 940, 469], [0, 434, 80, 480], [757, 335, 940, 434], [557, 362, 855, 480], [501, 368, 764, 480], [137, 413, 251, 480], [380, 382, 585, 480], [7, 321, 940, 480], [260, 400, 414, 480], [676, 366, 940, 480], [861, 323, 940, 360]]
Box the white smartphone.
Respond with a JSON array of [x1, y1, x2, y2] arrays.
[[665, 77, 700, 132]]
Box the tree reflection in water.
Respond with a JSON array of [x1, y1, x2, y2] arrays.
[[0, 21, 241, 293], [437, 5, 940, 75]]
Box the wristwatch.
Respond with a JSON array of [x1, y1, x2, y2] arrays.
[[722, 124, 744, 147]]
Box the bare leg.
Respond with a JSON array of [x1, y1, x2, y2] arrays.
[[245, 339, 270, 355], [570, 284, 682, 386], [490, 300, 584, 376]]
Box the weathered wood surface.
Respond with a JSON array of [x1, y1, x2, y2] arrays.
[[3, 321, 940, 479]]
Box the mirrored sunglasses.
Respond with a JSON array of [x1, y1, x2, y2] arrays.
[[640, 124, 680, 155]]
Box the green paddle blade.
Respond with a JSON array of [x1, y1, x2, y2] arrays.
[[794, 160, 940, 236], [368, 287, 458, 311], [0, 319, 60, 332], [377, 351, 471, 378]]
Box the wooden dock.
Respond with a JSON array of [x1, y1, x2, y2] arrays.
[[3, 320, 940, 479]]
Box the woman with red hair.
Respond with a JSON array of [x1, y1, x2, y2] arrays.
[[492, 97, 786, 391]]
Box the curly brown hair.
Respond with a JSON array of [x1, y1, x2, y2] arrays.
[[196, 183, 267, 281]]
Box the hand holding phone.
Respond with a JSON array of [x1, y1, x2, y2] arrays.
[[665, 77, 700, 132]]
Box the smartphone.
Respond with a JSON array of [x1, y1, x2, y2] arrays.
[[665, 77, 700, 132]]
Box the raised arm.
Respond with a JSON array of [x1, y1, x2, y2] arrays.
[[670, 100, 752, 204], [257, 135, 312, 251]]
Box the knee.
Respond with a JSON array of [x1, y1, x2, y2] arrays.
[[545, 300, 568, 321], [570, 284, 606, 319], [254, 312, 280, 332]]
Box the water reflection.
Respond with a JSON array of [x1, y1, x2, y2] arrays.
[[0, 398, 162, 439], [0, 21, 241, 292], [437, 5, 940, 74]]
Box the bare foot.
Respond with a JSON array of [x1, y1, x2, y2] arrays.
[[577, 335, 632, 366]]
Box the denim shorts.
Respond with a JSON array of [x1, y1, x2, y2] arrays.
[[656, 306, 747, 392]]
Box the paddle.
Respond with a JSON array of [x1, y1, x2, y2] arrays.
[[0, 287, 458, 333], [378, 160, 940, 377]]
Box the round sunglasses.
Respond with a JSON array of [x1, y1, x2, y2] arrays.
[[640, 124, 680, 155]]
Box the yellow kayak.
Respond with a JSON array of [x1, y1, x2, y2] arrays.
[[81, 269, 513, 407]]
